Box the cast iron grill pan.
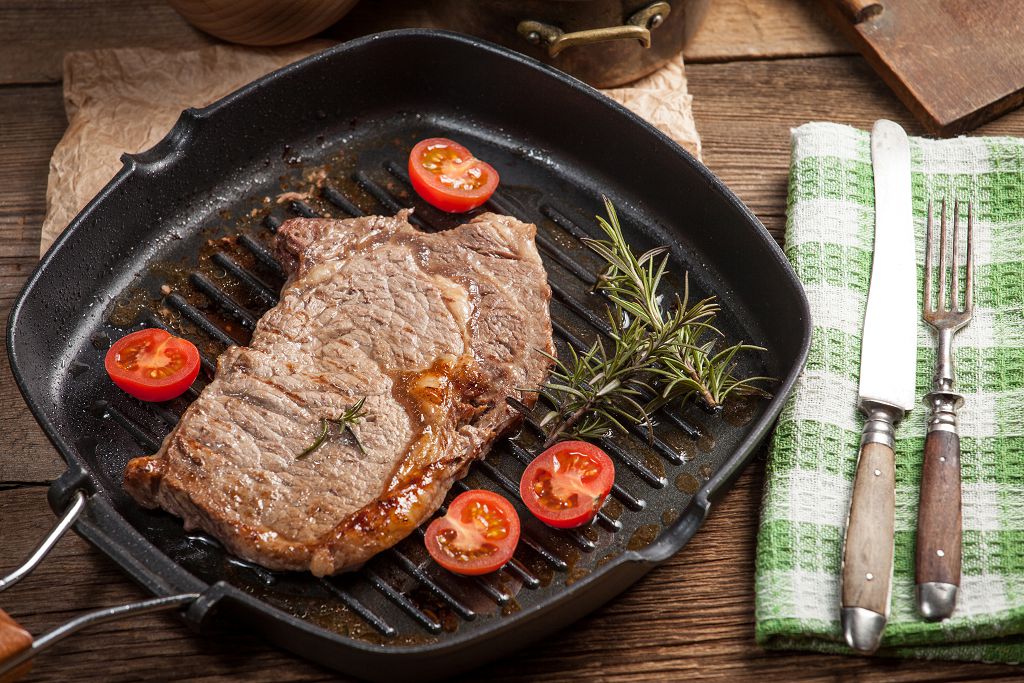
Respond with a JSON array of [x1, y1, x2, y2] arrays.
[[7, 31, 811, 680]]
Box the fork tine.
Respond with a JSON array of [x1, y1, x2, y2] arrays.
[[924, 200, 934, 314], [952, 199, 961, 311], [965, 201, 974, 313], [938, 198, 949, 311]]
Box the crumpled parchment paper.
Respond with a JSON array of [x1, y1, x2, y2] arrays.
[[40, 43, 701, 255]]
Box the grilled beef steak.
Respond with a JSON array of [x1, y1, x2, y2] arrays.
[[124, 211, 553, 575]]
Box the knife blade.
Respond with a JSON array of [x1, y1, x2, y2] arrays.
[[840, 119, 917, 654]]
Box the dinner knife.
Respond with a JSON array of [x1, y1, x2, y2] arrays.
[[840, 119, 917, 654]]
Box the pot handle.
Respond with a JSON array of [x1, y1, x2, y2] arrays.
[[518, 1, 671, 57]]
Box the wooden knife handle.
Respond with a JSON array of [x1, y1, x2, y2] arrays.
[[915, 429, 962, 619], [841, 440, 895, 650], [0, 609, 32, 683]]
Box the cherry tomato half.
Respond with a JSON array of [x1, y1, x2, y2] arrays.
[[520, 441, 615, 529], [408, 137, 499, 213], [424, 489, 520, 575], [104, 328, 201, 402]]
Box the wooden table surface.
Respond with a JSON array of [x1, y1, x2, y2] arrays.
[[2, 1, 1023, 681]]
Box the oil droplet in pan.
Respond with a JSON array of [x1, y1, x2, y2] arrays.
[[677, 440, 696, 463], [627, 524, 659, 551], [722, 393, 762, 427], [675, 472, 700, 495], [602, 497, 623, 520], [689, 417, 716, 453], [501, 599, 521, 617], [698, 430, 716, 453], [644, 452, 666, 479], [565, 566, 590, 586]]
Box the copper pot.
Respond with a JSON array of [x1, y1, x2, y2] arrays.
[[168, 0, 361, 46], [432, 0, 710, 88]]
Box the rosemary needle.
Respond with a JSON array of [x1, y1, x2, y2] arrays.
[[297, 419, 330, 459]]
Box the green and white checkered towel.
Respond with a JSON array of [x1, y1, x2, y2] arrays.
[[755, 122, 1024, 663]]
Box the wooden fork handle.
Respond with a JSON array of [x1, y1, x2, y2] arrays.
[[0, 608, 32, 683], [916, 428, 962, 620]]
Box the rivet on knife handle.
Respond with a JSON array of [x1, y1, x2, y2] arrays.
[[841, 403, 899, 653]]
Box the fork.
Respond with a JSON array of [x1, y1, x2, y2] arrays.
[[917, 198, 973, 621]]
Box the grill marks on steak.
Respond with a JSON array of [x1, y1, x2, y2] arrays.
[[124, 210, 553, 575]]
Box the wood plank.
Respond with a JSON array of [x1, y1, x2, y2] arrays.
[[688, 55, 914, 241], [0, 85, 68, 484], [0, 1, 212, 85], [684, 0, 853, 62], [0, 0, 853, 86], [0, 87, 65, 255], [687, 55, 1024, 241]]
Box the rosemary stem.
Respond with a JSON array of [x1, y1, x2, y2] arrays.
[[683, 361, 718, 409], [543, 399, 597, 448], [297, 419, 329, 459]]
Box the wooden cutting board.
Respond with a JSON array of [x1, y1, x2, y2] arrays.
[[821, 0, 1024, 135]]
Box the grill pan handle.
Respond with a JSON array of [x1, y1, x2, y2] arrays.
[[0, 491, 85, 594], [0, 594, 199, 682], [0, 491, 199, 680]]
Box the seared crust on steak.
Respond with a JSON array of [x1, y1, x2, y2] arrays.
[[124, 210, 553, 575]]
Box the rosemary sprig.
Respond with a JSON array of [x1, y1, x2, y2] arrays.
[[536, 321, 656, 448], [650, 340, 772, 414], [297, 419, 330, 459], [297, 397, 368, 459], [531, 197, 770, 444]]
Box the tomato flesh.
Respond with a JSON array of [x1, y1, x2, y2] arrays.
[[104, 328, 201, 402], [520, 441, 615, 529], [408, 138, 499, 213], [425, 490, 520, 575]]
